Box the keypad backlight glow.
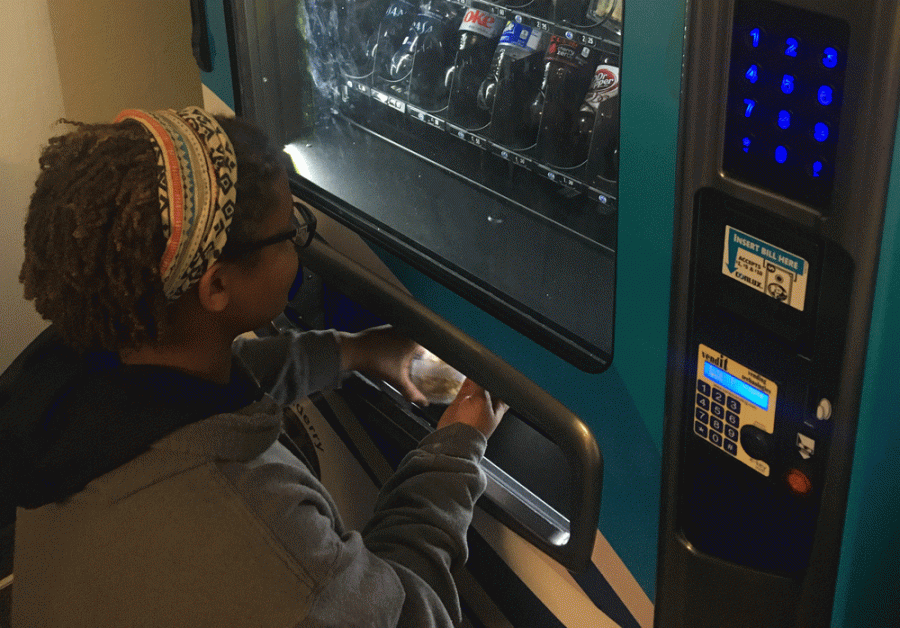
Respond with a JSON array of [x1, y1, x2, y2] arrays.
[[723, 0, 850, 210]]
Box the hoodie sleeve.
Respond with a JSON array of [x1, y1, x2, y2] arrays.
[[218, 421, 487, 628], [232, 330, 343, 405]]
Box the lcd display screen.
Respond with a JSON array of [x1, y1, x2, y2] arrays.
[[703, 361, 770, 410]]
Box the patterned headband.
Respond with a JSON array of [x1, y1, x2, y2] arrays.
[[113, 106, 237, 300]]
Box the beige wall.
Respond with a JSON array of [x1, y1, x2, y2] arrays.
[[0, 0, 202, 371]]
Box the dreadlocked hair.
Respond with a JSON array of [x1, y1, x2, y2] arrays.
[[20, 114, 287, 352]]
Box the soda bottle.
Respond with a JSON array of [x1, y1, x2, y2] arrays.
[[574, 58, 620, 181], [530, 35, 595, 167], [477, 22, 547, 115], [371, 0, 419, 85], [444, 7, 504, 128], [475, 22, 548, 147], [387, 0, 462, 107]]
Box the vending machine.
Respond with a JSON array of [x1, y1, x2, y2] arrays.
[[658, 1, 900, 627], [194, 0, 900, 625]]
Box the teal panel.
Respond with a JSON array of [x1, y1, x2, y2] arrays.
[[201, 0, 236, 111], [832, 115, 900, 627]]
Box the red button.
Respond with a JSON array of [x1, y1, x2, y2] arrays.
[[786, 468, 812, 495]]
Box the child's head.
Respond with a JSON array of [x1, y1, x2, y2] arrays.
[[20, 108, 290, 352]]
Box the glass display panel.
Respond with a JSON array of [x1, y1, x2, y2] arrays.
[[232, 0, 623, 371]]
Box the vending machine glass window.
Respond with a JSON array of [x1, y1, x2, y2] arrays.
[[231, 0, 623, 371]]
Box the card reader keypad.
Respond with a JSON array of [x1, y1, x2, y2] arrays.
[[694, 345, 778, 476], [695, 383, 741, 457]]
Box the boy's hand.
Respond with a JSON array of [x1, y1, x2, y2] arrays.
[[437, 378, 508, 438], [338, 325, 428, 405]]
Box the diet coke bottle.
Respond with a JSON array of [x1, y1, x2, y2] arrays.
[[445, 8, 504, 128]]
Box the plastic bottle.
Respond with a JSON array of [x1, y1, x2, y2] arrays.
[[370, 0, 419, 84], [474, 22, 547, 147], [530, 35, 595, 167], [387, 0, 462, 107], [476, 21, 548, 115], [574, 58, 620, 181], [444, 7, 504, 128]]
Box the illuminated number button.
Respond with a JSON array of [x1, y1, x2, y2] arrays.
[[775, 145, 789, 164], [784, 37, 799, 57], [725, 425, 739, 442], [810, 160, 825, 178], [711, 388, 726, 405], [743, 99, 757, 118], [726, 396, 741, 413], [726, 411, 740, 428], [781, 75, 795, 94], [695, 421, 709, 438], [711, 418, 724, 433], [745, 64, 759, 84], [749, 27, 761, 48], [697, 394, 710, 411], [742, 136, 752, 153], [818, 85, 834, 106], [723, 439, 738, 456], [698, 380, 711, 396], [710, 431, 723, 447], [822, 47, 839, 69], [777, 110, 791, 130], [814, 122, 830, 142], [696, 407, 709, 424], [711, 402, 725, 420]]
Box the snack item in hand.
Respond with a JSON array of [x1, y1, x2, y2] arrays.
[[409, 349, 466, 405]]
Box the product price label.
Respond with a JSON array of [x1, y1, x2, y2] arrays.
[[371, 89, 406, 113], [722, 226, 809, 311], [447, 124, 487, 147], [346, 78, 369, 95], [408, 105, 445, 130], [490, 143, 529, 167]]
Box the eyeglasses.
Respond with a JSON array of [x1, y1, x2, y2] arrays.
[[220, 200, 317, 260]]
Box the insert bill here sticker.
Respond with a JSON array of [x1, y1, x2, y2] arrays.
[[722, 226, 809, 311]]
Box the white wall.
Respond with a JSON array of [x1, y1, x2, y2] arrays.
[[0, 0, 202, 371], [0, 1, 64, 371]]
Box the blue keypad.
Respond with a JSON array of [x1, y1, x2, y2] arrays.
[[723, 0, 849, 210], [695, 373, 748, 460]]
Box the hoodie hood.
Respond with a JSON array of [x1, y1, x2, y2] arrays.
[[0, 326, 263, 510]]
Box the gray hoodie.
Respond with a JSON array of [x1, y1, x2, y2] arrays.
[[8, 328, 486, 627]]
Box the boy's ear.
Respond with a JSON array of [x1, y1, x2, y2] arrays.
[[196, 262, 230, 313]]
